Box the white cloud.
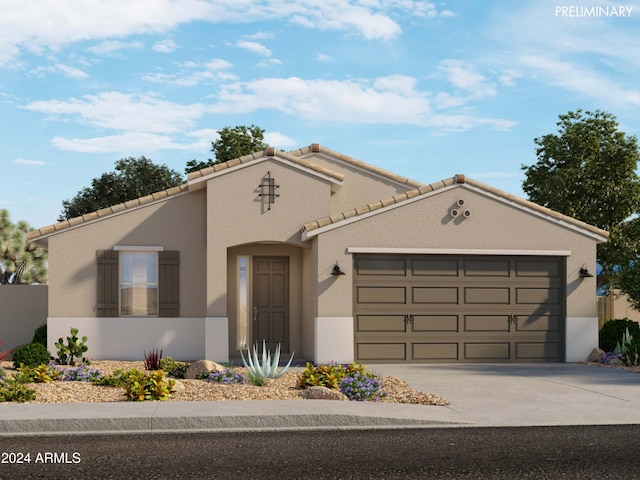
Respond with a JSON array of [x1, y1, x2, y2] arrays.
[[13, 158, 47, 166], [153, 39, 178, 53], [265, 132, 297, 147], [236, 40, 272, 57], [24, 91, 207, 134], [436, 59, 497, 98], [30, 63, 89, 79], [86, 40, 144, 55], [315, 53, 332, 62], [257, 58, 283, 68], [51, 131, 205, 153], [143, 58, 237, 86]]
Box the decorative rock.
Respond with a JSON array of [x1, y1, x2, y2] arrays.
[[171, 380, 186, 393], [299, 386, 348, 401], [185, 360, 224, 379], [587, 348, 605, 363]]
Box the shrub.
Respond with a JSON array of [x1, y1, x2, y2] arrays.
[[298, 362, 368, 390], [615, 327, 640, 366], [0, 378, 36, 402], [92, 368, 131, 388], [32, 323, 47, 347], [206, 368, 247, 384], [12, 342, 52, 369], [62, 364, 103, 382], [600, 319, 640, 353], [144, 349, 163, 370], [15, 363, 62, 383], [0, 367, 6, 379], [339, 372, 387, 401], [54, 327, 88, 366], [158, 357, 191, 379], [122, 369, 175, 401]]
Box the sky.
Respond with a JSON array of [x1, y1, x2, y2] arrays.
[[1, 0, 639, 229]]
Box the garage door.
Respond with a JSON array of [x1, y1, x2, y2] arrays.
[[353, 255, 564, 363]]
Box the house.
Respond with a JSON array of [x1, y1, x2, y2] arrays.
[[27, 144, 608, 364]]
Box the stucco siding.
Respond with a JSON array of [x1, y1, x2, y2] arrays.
[[0, 285, 48, 350], [312, 185, 599, 320], [47, 190, 207, 318]]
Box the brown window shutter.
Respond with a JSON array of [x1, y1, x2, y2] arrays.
[[159, 251, 180, 317], [96, 250, 119, 317]]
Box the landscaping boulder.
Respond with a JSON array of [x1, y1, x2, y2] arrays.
[[171, 380, 186, 393], [586, 348, 605, 363], [185, 360, 224, 379], [299, 386, 348, 401]]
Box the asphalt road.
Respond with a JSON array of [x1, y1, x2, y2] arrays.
[[2, 425, 640, 479]]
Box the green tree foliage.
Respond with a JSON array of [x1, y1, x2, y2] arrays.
[[59, 157, 184, 221], [521, 110, 640, 286], [185, 125, 268, 174], [0, 210, 47, 285]]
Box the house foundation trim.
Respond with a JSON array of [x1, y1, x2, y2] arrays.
[[314, 316, 354, 365], [346, 247, 572, 256], [565, 317, 598, 362]]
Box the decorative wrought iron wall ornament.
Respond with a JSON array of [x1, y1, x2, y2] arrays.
[[258, 171, 279, 210]]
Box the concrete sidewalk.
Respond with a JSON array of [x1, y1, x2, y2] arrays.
[[0, 363, 638, 435]]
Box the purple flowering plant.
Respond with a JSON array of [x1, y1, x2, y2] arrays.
[[597, 351, 622, 365], [206, 368, 247, 385], [339, 371, 387, 401], [59, 363, 103, 382]]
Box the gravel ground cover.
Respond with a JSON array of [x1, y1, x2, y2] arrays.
[[0, 360, 450, 405]]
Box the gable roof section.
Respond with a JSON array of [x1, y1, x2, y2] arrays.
[[300, 174, 609, 242], [289, 144, 424, 189], [187, 146, 344, 188]]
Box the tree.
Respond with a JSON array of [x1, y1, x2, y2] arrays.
[[0, 209, 47, 284], [185, 125, 268, 174], [59, 156, 184, 221], [521, 110, 640, 287]]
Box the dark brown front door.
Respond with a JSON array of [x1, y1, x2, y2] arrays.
[[253, 256, 290, 352]]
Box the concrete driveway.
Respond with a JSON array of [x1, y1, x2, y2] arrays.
[[374, 363, 640, 427]]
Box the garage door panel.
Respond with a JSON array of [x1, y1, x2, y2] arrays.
[[412, 287, 458, 304], [412, 343, 459, 360], [357, 286, 406, 303], [516, 315, 561, 332], [356, 315, 406, 332], [516, 342, 561, 360], [411, 259, 459, 276], [516, 287, 560, 305], [516, 260, 561, 277], [412, 315, 458, 332], [465, 343, 510, 360], [355, 257, 406, 276], [357, 343, 406, 361], [464, 315, 510, 332], [464, 287, 510, 304], [464, 259, 510, 276]]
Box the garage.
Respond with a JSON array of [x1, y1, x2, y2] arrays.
[[353, 254, 565, 363]]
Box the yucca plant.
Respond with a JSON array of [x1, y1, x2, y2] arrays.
[[240, 341, 295, 380]]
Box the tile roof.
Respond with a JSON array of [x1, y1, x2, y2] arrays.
[[300, 174, 609, 241], [289, 143, 424, 189]]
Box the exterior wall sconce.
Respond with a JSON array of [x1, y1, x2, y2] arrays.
[[258, 171, 279, 210], [579, 265, 594, 278], [331, 263, 346, 276]]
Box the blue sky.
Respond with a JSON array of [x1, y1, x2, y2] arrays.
[[1, 0, 639, 228]]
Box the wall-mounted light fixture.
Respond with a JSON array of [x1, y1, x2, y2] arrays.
[[331, 262, 346, 276], [579, 264, 594, 278]]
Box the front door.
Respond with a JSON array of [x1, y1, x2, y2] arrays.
[[253, 256, 290, 352]]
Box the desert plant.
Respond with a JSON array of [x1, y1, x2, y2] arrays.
[[600, 319, 640, 353], [0, 367, 6, 379], [92, 368, 131, 388], [246, 372, 268, 386], [240, 341, 295, 381], [61, 364, 102, 382], [54, 327, 88, 366], [206, 368, 247, 384], [615, 327, 640, 366], [122, 369, 175, 401], [15, 363, 62, 383], [158, 357, 190, 379], [144, 349, 163, 370], [297, 362, 368, 390], [0, 340, 12, 362], [0, 377, 36, 402], [339, 371, 387, 401], [32, 323, 47, 347], [12, 342, 52, 368]]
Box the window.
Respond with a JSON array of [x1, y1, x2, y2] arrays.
[[119, 252, 158, 316]]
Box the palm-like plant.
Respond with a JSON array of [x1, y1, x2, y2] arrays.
[[0, 210, 47, 285]]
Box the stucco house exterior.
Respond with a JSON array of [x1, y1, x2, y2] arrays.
[[27, 144, 608, 364]]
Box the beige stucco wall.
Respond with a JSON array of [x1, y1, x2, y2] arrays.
[[299, 153, 416, 215], [47, 190, 207, 318], [311, 184, 600, 319], [0, 285, 48, 350], [205, 159, 332, 317]]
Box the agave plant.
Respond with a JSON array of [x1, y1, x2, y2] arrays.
[[240, 341, 295, 379]]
